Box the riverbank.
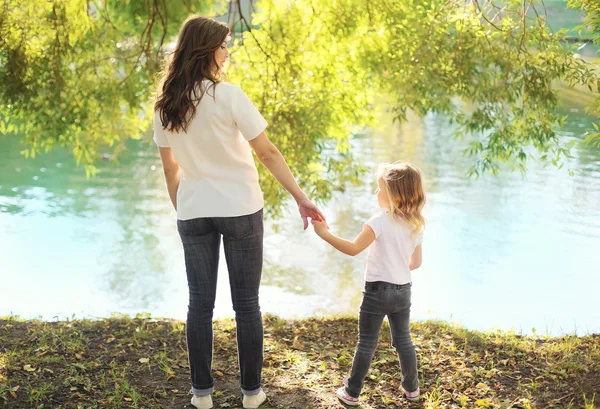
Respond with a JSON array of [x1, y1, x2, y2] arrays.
[[0, 315, 598, 408]]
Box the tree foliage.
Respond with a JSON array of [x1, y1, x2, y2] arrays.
[[1, 0, 599, 208], [568, 0, 600, 147], [0, 0, 215, 176]]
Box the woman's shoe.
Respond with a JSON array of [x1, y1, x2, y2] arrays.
[[242, 390, 267, 408], [191, 394, 213, 409]]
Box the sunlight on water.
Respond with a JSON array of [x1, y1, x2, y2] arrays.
[[1, 103, 599, 335]]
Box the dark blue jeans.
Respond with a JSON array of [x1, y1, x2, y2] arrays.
[[177, 209, 264, 397], [346, 281, 419, 398]]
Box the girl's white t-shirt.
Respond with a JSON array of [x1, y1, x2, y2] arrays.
[[364, 211, 424, 285], [153, 81, 267, 220]]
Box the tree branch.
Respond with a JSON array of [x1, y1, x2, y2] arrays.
[[474, 0, 504, 31]]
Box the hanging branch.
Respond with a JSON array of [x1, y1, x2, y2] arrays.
[[118, 0, 162, 87], [235, 0, 272, 62], [474, 0, 504, 31]]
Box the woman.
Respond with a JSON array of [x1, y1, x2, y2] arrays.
[[153, 15, 325, 409]]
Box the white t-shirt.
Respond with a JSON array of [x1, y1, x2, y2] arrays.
[[364, 211, 424, 285], [153, 81, 268, 220]]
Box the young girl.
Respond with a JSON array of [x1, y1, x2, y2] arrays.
[[311, 163, 425, 406]]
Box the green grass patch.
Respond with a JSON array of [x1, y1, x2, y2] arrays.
[[0, 316, 598, 408]]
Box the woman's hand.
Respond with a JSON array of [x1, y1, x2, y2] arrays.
[[298, 198, 326, 230]]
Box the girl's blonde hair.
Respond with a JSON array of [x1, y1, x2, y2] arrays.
[[378, 163, 426, 237]]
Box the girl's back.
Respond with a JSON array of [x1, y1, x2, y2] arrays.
[[364, 212, 423, 285]]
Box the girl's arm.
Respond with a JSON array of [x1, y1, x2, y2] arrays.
[[408, 244, 422, 270], [158, 147, 180, 210], [312, 221, 376, 256]]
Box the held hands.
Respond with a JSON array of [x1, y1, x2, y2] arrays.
[[310, 218, 329, 238], [297, 198, 326, 230], [296, 197, 330, 237]]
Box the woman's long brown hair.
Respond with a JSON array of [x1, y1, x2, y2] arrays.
[[154, 15, 229, 133]]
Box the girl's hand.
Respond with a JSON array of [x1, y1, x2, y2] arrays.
[[311, 219, 329, 238]]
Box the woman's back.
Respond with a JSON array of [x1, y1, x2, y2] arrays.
[[153, 80, 268, 220]]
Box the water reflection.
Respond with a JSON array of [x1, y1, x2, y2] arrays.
[[1, 100, 599, 335]]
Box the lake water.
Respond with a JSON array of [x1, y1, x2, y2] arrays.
[[1, 97, 599, 336]]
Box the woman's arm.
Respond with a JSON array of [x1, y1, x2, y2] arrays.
[[249, 131, 325, 229], [312, 221, 376, 256], [158, 147, 180, 210], [408, 244, 422, 270]]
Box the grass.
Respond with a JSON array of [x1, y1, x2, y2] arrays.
[[0, 315, 598, 408]]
